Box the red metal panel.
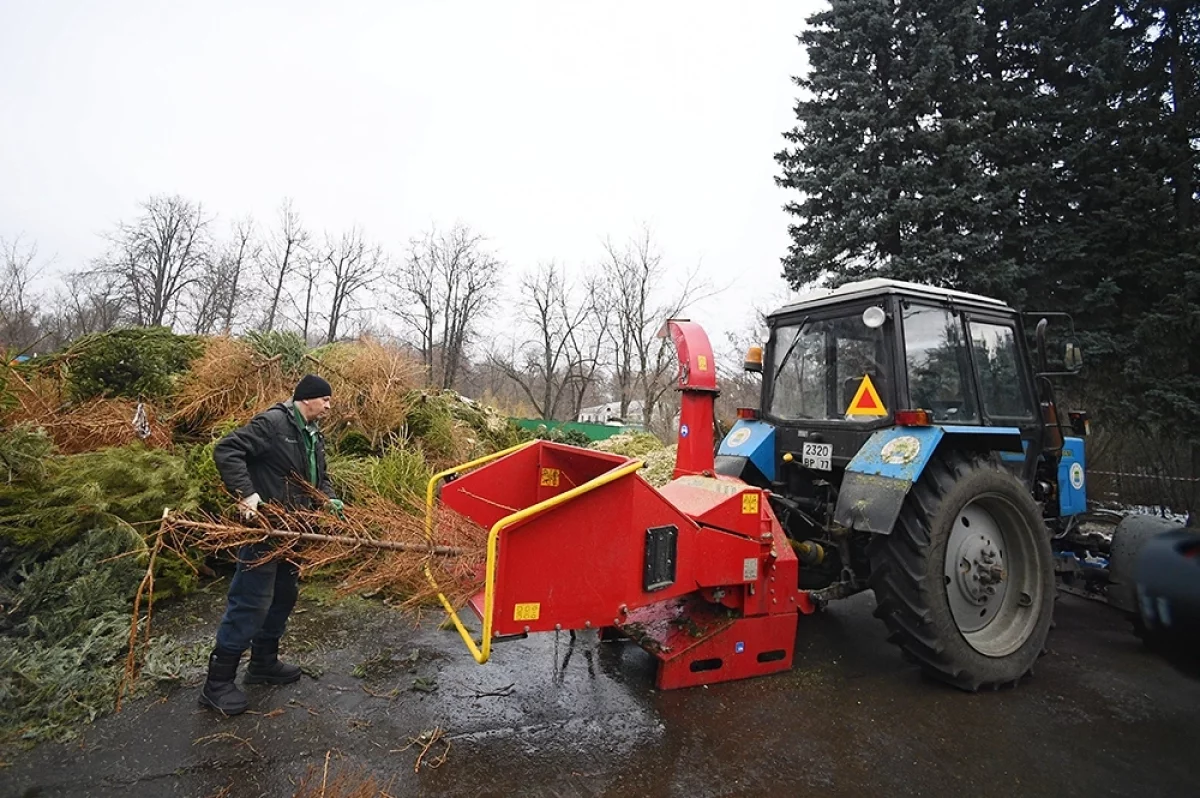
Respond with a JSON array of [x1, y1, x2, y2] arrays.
[[693, 527, 769, 589], [488, 475, 703, 636], [658, 477, 771, 539], [534, 444, 630, 503], [658, 476, 741, 518], [618, 596, 797, 690], [440, 442, 632, 531], [440, 444, 544, 531], [655, 612, 797, 689], [674, 393, 717, 479], [765, 527, 802, 616]]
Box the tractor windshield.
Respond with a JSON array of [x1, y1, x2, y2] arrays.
[[768, 310, 890, 422]]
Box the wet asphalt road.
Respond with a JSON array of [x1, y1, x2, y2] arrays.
[[3, 590, 1198, 798]]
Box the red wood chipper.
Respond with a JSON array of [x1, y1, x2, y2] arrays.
[[423, 320, 815, 690]]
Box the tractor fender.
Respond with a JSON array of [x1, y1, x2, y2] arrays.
[[833, 426, 1024, 535]]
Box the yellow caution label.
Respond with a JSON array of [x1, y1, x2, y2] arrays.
[[513, 602, 541, 621], [742, 493, 760, 514], [540, 468, 560, 487], [697, 355, 708, 371]]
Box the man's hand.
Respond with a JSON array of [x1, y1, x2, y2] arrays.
[[238, 492, 261, 520], [325, 498, 346, 520]]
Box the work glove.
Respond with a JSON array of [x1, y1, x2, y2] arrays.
[[237, 492, 261, 521], [324, 498, 346, 520]]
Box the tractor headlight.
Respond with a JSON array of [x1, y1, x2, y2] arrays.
[[862, 306, 887, 328]]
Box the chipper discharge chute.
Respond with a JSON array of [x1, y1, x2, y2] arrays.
[[425, 321, 815, 689]]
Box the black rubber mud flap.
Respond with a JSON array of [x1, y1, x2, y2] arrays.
[[833, 472, 910, 534]]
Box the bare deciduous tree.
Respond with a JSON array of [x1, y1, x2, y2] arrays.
[[394, 224, 503, 389], [192, 216, 258, 335], [318, 228, 386, 344], [489, 262, 594, 420], [290, 249, 321, 343], [100, 195, 212, 327], [602, 227, 710, 431], [0, 235, 44, 350], [259, 199, 309, 332], [45, 269, 125, 348], [564, 273, 612, 419]]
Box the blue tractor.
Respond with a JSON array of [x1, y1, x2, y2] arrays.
[[715, 279, 1090, 690]]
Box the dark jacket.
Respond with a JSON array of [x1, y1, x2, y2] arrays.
[[213, 401, 336, 511]]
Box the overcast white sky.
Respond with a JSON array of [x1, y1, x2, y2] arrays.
[[1, 1, 817, 350]]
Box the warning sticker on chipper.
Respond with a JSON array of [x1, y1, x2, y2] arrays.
[[540, 468, 560, 487], [513, 603, 541, 621], [742, 493, 760, 514], [743, 558, 758, 581]]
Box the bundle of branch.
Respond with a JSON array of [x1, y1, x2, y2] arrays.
[[172, 337, 293, 435], [3, 363, 173, 453], [160, 498, 490, 609], [1, 365, 61, 425], [122, 495, 490, 705], [38, 399, 174, 453], [174, 336, 424, 448], [313, 338, 423, 450]]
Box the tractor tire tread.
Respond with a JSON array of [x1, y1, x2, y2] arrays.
[[868, 449, 1054, 692]]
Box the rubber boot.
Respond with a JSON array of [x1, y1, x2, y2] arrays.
[[245, 640, 302, 685], [198, 648, 249, 715]]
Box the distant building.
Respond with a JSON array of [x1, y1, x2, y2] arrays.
[[577, 400, 644, 427]]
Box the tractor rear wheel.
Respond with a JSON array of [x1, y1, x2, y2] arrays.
[[868, 450, 1054, 690]]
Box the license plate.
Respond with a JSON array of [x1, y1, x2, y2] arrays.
[[801, 442, 833, 471]]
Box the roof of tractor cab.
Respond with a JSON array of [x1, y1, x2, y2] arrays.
[[771, 278, 1013, 317]]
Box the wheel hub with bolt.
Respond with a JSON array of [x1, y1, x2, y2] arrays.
[[946, 504, 1010, 633]]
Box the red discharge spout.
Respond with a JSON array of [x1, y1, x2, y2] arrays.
[[660, 319, 719, 479]]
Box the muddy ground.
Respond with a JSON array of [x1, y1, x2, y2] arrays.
[[2, 585, 1197, 798]]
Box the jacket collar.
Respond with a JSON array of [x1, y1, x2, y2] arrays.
[[281, 400, 318, 433]]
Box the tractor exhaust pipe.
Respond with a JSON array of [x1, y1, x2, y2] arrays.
[[659, 319, 719, 479]]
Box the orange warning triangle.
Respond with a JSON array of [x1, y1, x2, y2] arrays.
[[847, 374, 887, 416]]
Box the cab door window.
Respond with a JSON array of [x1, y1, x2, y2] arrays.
[[902, 304, 979, 423], [967, 320, 1033, 420]]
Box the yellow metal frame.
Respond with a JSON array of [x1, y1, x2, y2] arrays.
[[423, 442, 643, 664]]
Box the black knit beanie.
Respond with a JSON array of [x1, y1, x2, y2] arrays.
[[293, 374, 332, 401]]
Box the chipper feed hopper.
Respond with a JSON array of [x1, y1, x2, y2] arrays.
[[425, 321, 815, 689]]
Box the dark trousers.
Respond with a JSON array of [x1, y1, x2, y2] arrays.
[[215, 543, 300, 654]]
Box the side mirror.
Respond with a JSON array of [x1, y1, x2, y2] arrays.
[[1068, 410, 1090, 437], [744, 345, 763, 374], [1064, 341, 1083, 372]]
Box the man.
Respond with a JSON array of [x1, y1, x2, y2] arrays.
[[199, 373, 344, 715]]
